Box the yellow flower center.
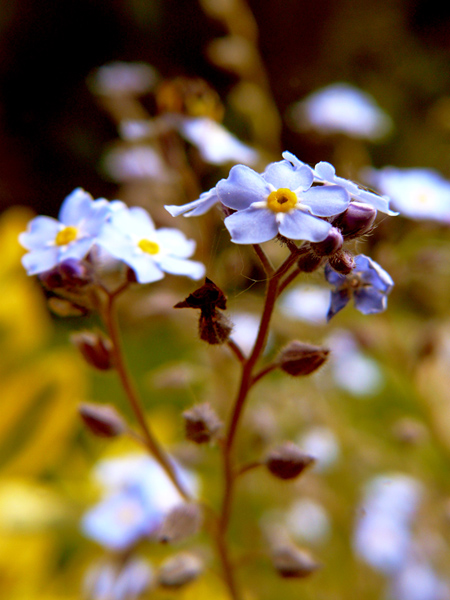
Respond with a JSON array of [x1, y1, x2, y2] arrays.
[[138, 239, 160, 255], [267, 188, 298, 213], [55, 226, 78, 246]]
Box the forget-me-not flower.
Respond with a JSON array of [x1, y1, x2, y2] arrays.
[[363, 166, 450, 222], [325, 254, 394, 320], [288, 82, 393, 141], [84, 558, 154, 600], [283, 151, 397, 215], [19, 188, 113, 276], [218, 158, 350, 244], [97, 205, 205, 283]]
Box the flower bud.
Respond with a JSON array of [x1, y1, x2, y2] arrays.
[[38, 268, 64, 289], [47, 297, 88, 317], [79, 402, 126, 437], [296, 251, 323, 273], [183, 402, 223, 444], [278, 341, 329, 376], [333, 202, 377, 238], [71, 330, 114, 370], [158, 553, 203, 588], [328, 250, 355, 275], [271, 544, 320, 578], [159, 503, 203, 543], [59, 258, 91, 285], [266, 442, 315, 480], [310, 227, 343, 256]]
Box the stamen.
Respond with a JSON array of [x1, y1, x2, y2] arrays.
[[55, 226, 78, 246], [138, 239, 160, 255], [267, 188, 298, 213]]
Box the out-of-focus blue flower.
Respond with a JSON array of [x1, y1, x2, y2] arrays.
[[353, 473, 423, 575], [288, 82, 393, 141], [283, 151, 397, 215], [82, 454, 197, 551], [286, 498, 331, 545], [279, 284, 330, 324], [363, 166, 450, 222], [102, 144, 170, 183], [325, 254, 394, 320], [88, 61, 158, 97], [297, 426, 340, 472], [177, 117, 258, 166], [326, 330, 383, 396], [97, 206, 205, 283], [389, 559, 450, 600], [84, 557, 154, 600], [219, 158, 350, 244], [19, 188, 112, 276]]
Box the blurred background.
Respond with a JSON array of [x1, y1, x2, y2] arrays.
[[2, 1, 450, 599]]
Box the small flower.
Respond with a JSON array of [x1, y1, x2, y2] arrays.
[[283, 152, 397, 215], [102, 144, 170, 183], [96, 206, 205, 283], [176, 116, 258, 166], [362, 166, 450, 222], [83, 558, 154, 600], [287, 82, 392, 140], [325, 254, 394, 320], [19, 188, 112, 276], [219, 158, 350, 244]]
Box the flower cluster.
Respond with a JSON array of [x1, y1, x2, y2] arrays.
[[19, 188, 205, 284], [166, 151, 396, 245]]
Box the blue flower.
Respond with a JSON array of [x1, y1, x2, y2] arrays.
[[19, 188, 112, 276], [97, 205, 205, 283], [363, 166, 450, 222], [219, 158, 350, 244], [283, 152, 397, 215], [325, 254, 394, 320], [84, 558, 154, 600]]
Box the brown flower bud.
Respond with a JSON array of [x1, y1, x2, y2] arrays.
[[174, 278, 227, 311], [266, 442, 315, 480], [333, 202, 377, 238], [271, 544, 320, 578], [278, 341, 329, 376], [310, 227, 343, 256], [183, 403, 223, 444], [198, 311, 232, 345], [328, 250, 355, 275], [158, 503, 203, 543], [71, 330, 114, 370], [296, 250, 323, 273], [158, 553, 203, 588], [79, 402, 126, 437]]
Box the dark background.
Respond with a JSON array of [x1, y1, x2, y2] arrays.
[[1, 0, 450, 216]]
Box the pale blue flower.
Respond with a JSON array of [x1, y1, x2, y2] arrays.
[[19, 188, 112, 276], [97, 206, 205, 283], [363, 166, 450, 222], [325, 254, 394, 320], [283, 151, 397, 215], [218, 159, 350, 243], [288, 82, 392, 140], [84, 558, 154, 600]]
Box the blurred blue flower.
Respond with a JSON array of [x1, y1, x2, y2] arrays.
[[84, 557, 154, 600], [363, 166, 450, 222], [325, 254, 394, 320], [19, 188, 112, 276], [82, 454, 197, 551], [219, 158, 350, 244], [287, 82, 393, 140], [97, 205, 205, 283], [283, 151, 397, 215]]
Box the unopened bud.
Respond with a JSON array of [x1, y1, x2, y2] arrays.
[[159, 503, 203, 543], [79, 402, 126, 437], [333, 202, 377, 238], [271, 544, 320, 578], [278, 341, 329, 376], [38, 268, 64, 289], [328, 250, 355, 275], [59, 258, 91, 285], [47, 297, 88, 317], [158, 553, 203, 588], [183, 402, 223, 444], [296, 250, 323, 273], [266, 442, 315, 480], [310, 227, 343, 256], [199, 311, 232, 345], [71, 330, 114, 370]]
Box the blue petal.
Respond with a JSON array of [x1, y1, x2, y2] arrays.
[[263, 160, 313, 191], [59, 188, 95, 225], [157, 255, 205, 280], [224, 206, 278, 243], [127, 255, 165, 284], [327, 289, 351, 320], [19, 216, 60, 250], [21, 247, 59, 275], [355, 255, 394, 292], [165, 187, 220, 217], [155, 228, 196, 258], [354, 288, 387, 314], [324, 263, 346, 286], [277, 210, 332, 241], [301, 185, 349, 217], [217, 165, 270, 210]]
